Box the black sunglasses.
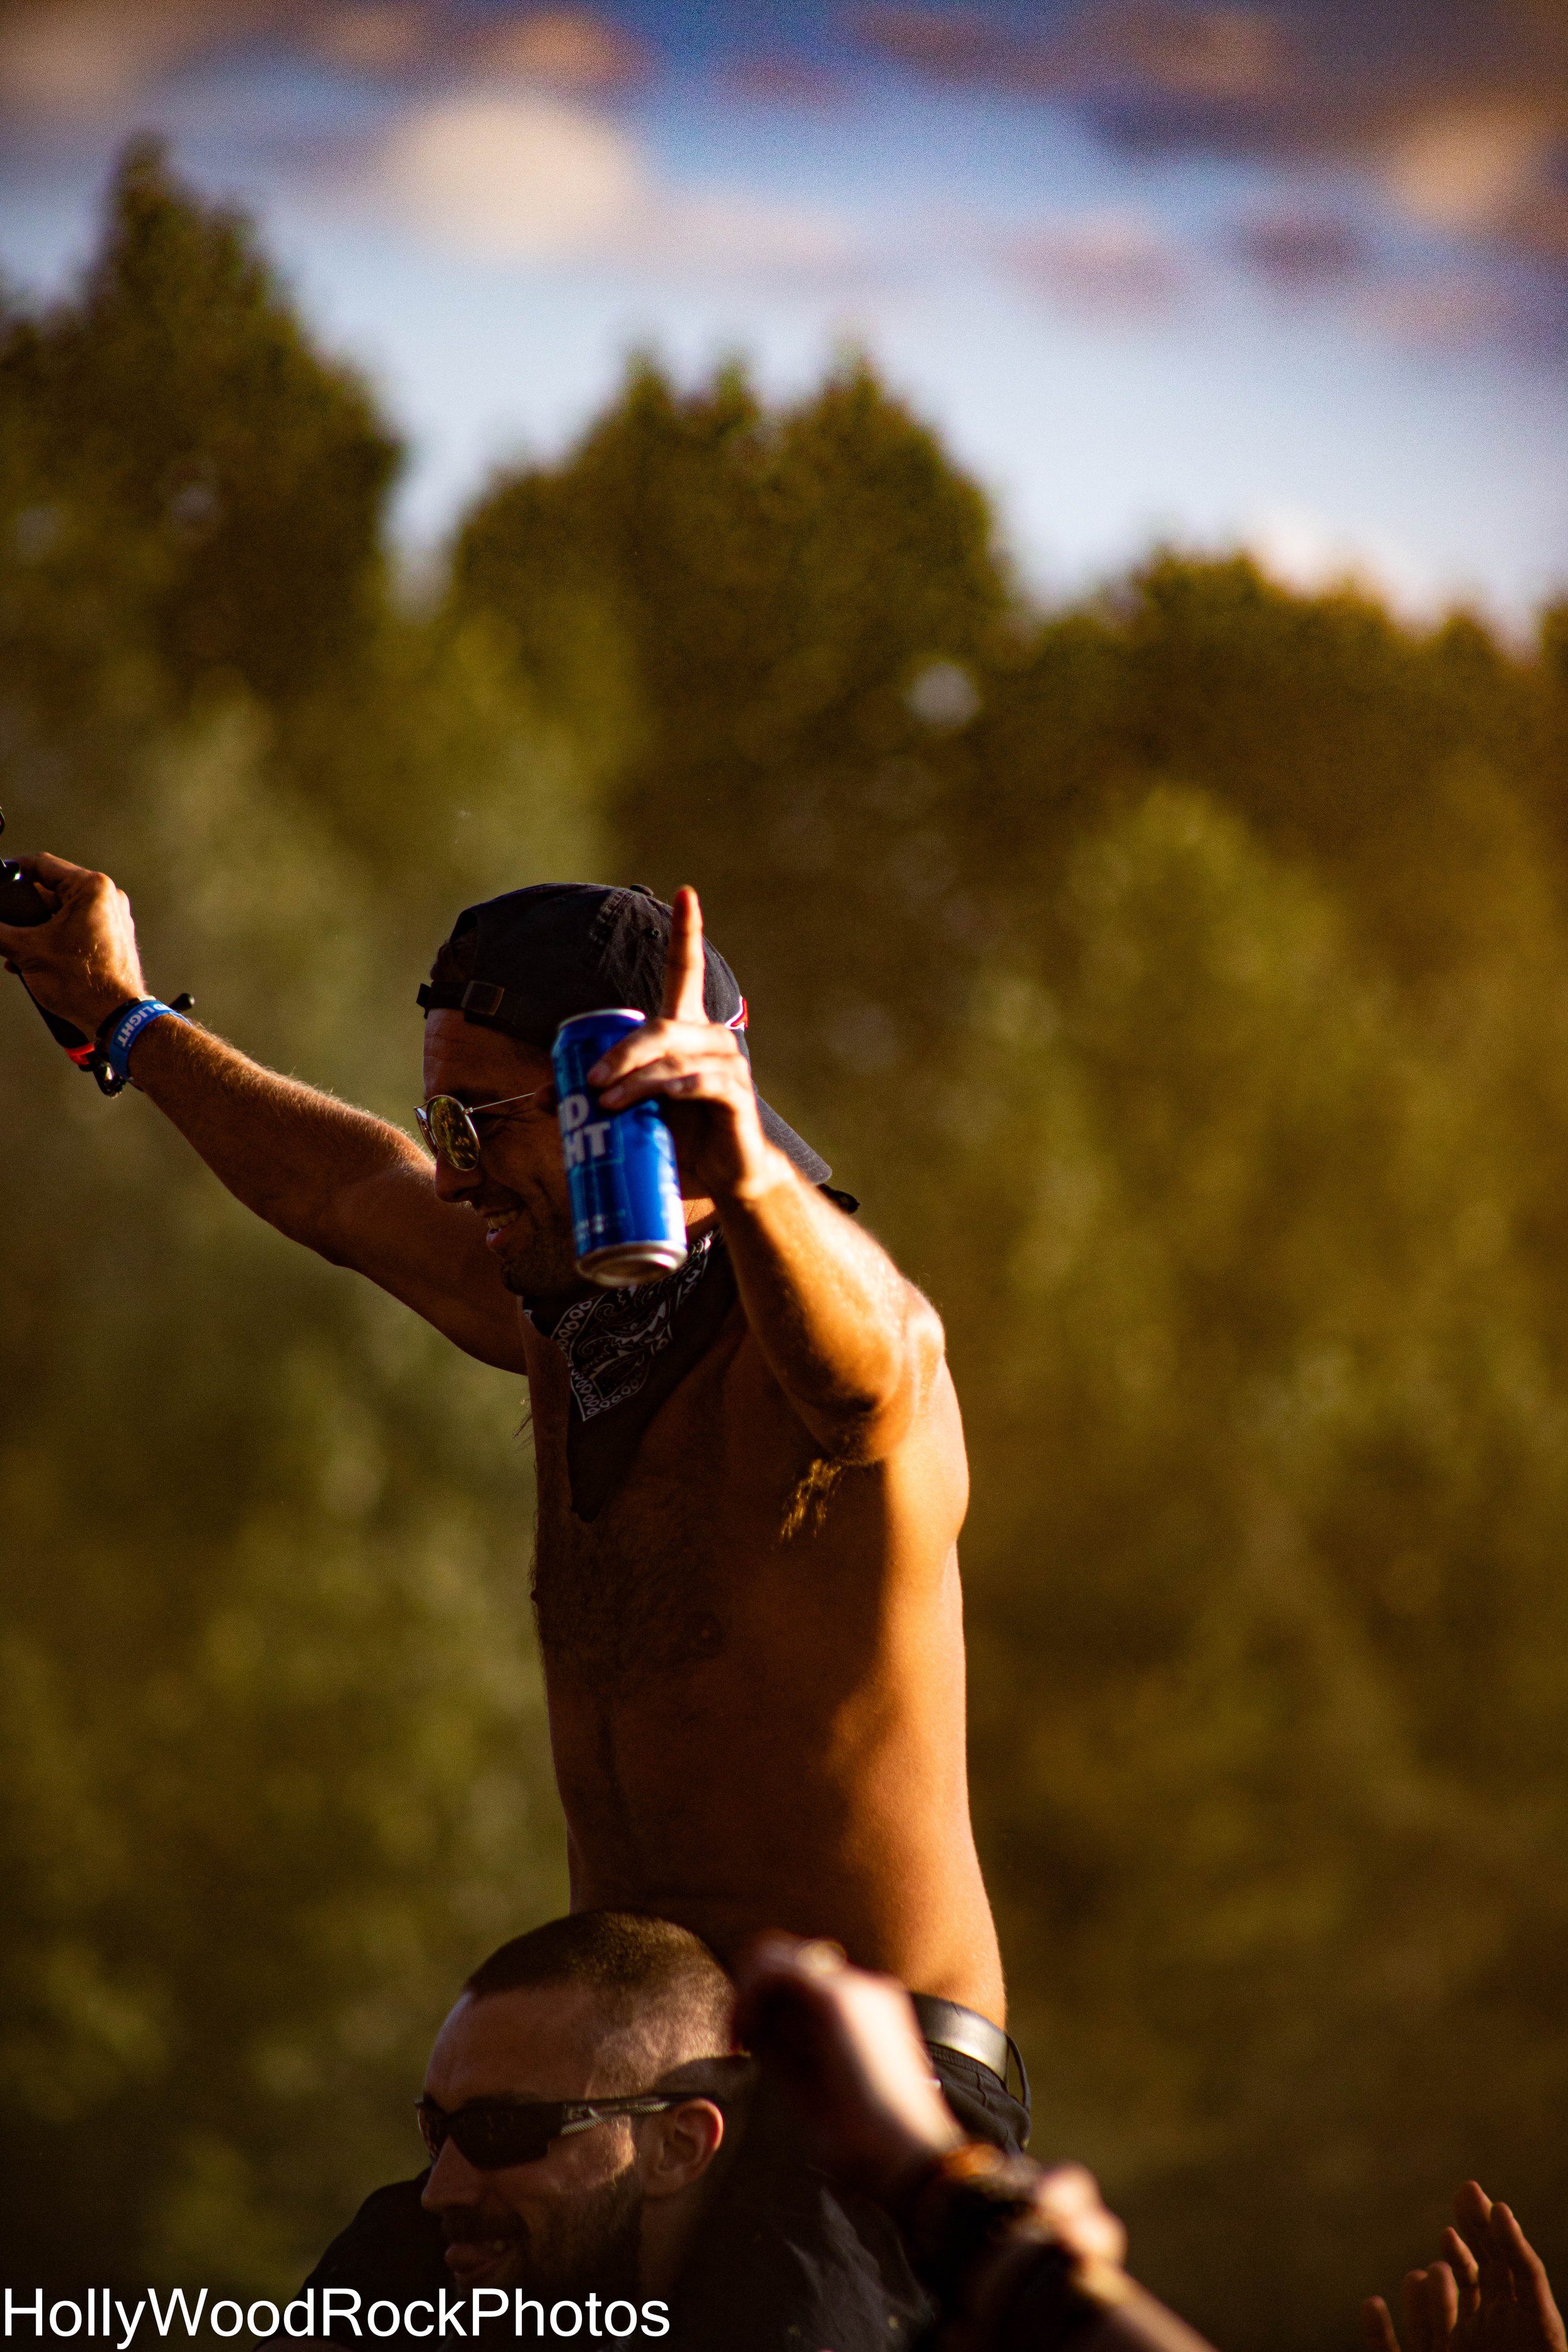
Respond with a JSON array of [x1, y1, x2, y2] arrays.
[[415, 2092, 676, 2171]]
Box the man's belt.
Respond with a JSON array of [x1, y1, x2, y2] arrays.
[[911, 1993, 1012, 2086]]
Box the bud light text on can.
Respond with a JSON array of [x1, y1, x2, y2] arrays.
[[551, 1009, 689, 1288]]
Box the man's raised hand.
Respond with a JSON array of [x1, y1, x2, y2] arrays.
[[589, 884, 789, 1204], [733, 1931, 966, 2203], [0, 850, 147, 1034], [1363, 2184, 1565, 2352]]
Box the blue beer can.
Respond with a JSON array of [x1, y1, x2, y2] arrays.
[[551, 1009, 689, 1287]]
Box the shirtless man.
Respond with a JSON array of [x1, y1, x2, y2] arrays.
[[1, 862, 1011, 2119]]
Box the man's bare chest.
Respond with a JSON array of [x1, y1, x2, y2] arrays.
[[526, 1325, 822, 1691]]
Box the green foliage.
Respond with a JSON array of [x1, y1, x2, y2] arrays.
[[0, 157, 585, 2293], [948, 787, 1568, 2338], [7, 142, 1568, 2348], [1, 138, 399, 730], [449, 355, 1005, 1123], [0, 707, 580, 2291]]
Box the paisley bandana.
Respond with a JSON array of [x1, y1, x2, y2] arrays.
[[525, 1235, 739, 1521], [549, 1237, 718, 1422]]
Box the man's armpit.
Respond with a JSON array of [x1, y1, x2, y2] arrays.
[[780, 1451, 847, 1540]]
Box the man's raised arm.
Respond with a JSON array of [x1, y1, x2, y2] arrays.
[[0, 852, 525, 1372], [591, 887, 955, 1468]]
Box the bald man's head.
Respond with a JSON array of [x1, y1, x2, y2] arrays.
[[420, 1914, 742, 2303], [462, 1910, 734, 2086]]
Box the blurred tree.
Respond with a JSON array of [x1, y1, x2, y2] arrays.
[[0, 158, 583, 2293], [3, 137, 398, 715], [1, 706, 578, 2291], [449, 355, 1007, 1136], [938, 785, 1568, 2346]]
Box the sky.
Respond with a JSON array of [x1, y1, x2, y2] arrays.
[[1, 0, 1565, 625]]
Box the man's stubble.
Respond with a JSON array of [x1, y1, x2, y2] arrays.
[[447, 2163, 644, 2306]]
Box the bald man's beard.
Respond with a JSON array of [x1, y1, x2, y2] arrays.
[[443, 2167, 644, 2305]]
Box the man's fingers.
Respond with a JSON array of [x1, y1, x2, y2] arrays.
[[1491, 2205, 1564, 2334], [0, 850, 61, 942], [600, 1053, 739, 1103], [1423, 2263, 1459, 2343], [660, 886, 708, 1025], [590, 1020, 737, 1081], [1440, 2228, 1480, 2319], [1402, 2270, 1436, 2352], [1362, 2297, 1401, 2352], [733, 1934, 838, 2053], [1453, 2181, 1503, 2297], [1035, 2166, 1126, 2270], [19, 849, 70, 879]]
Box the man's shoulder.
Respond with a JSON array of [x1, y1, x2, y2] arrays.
[[299, 2171, 447, 2303]]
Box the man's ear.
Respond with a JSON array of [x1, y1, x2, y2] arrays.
[[635, 2099, 725, 2200]]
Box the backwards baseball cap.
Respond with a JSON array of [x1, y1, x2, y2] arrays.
[[418, 882, 831, 1186]]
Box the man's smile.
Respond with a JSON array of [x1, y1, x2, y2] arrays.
[[442, 2212, 526, 2286]]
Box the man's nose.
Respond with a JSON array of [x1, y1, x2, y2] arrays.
[[421, 2137, 484, 2208], [432, 1154, 482, 1205]]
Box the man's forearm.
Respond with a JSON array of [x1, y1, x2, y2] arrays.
[[0, 851, 521, 1365], [716, 1155, 943, 1461], [127, 1015, 421, 1258]]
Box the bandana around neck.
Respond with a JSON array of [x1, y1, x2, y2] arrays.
[[524, 1233, 739, 1521]]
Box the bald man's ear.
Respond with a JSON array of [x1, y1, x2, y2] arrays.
[[635, 2099, 725, 2200]]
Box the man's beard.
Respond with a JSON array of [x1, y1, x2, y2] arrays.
[[443, 2168, 644, 2304], [498, 1221, 582, 1298]]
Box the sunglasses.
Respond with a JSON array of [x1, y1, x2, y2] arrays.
[[415, 1088, 547, 1173], [415, 2092, 676, 2171]]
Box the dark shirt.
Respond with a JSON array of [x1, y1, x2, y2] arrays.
[[280, 2048, 1027, 2351]]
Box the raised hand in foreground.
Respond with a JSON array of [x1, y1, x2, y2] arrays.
[[733, 1932, 1216, 2352], [1363, 2181, 1565, 2352]]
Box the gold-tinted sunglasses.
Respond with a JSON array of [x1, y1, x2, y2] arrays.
[[415, 1087, 546, 1172]]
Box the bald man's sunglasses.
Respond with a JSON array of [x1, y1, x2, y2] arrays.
[[415, 2093, 676, 2171], [414, 1088, 549, 1173]]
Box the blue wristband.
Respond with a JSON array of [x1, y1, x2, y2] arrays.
[[103, 997, 186, 1085]]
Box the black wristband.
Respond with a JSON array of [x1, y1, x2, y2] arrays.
[[95, 997, 149, 1048]]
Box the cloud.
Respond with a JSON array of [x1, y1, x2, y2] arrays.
[[467, 9, 647, 96], [0, 2, 649, 119], [378, 91, 640, 259], [305, 5, 440, 78], [371, 90, 859, 277], [300, 4, 647, 90], [1006, 210, 1189, 318], [850, 0, 1568, 287], [849, 2, 1297, 107], [1380, 102, 1565, 246], [1244, 501, 1445, 617], [1354, 274, 1513, 349], [1079, 3, 1294, 105], [1353, 270, 1568, 358], [845, 8, 1043, 87], [0, 0, 271, 120], [1232, 206, 1367, 287]]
